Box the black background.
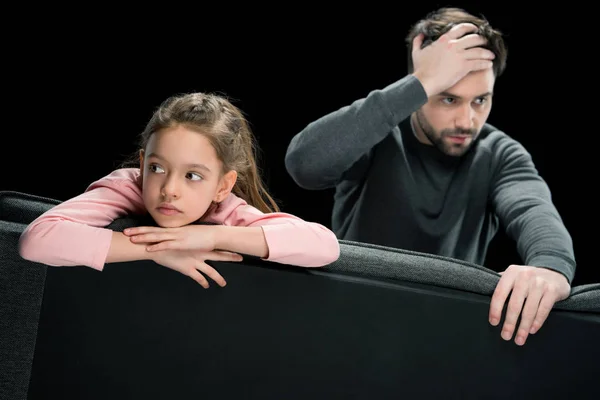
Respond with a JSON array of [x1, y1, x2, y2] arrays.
[[4, 2, 596, 285]]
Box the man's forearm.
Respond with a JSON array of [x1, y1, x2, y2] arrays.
[[285, 74, 428, 189]]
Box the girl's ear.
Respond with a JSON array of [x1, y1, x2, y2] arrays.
[[138, 149, 145, 181], [214, 170, 238, 203]]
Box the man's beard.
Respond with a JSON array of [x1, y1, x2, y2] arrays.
[[415, 110, 477, 157]]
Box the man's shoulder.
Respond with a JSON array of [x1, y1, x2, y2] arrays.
[[477, 123, 526, 152], [478, 123, 513, 142], [476, 123, 532, 164]]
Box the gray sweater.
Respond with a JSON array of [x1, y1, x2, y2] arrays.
[[285, 75, 576, 283]]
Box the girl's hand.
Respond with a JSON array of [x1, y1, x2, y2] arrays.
[[151, 248, 243, 288], [124, 225, 216, 252]]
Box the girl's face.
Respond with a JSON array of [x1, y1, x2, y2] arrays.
[[139, 125, 237, 227]]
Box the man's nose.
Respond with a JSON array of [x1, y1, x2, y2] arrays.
[[455, 105, 475, 130]]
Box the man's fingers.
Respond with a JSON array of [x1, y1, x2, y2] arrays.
[[489, 272, 515, 325], [455, 33, 488, 50], [444, 22, 479, 40], [530, 294, 556, 335], [514, 287, 543, 346], [501, 277, 529, 341], [412, 33, 424, 51], [464, 46, 496, 60], [468, 59, 494, 72]]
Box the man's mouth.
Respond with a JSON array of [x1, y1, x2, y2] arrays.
[[447, 135, 470, 144]]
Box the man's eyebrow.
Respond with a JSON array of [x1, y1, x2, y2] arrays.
[[438, 91, 494, 98], [146, 152, 212, 173]]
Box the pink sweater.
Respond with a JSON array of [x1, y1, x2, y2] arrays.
[[19, 168, 340, 270]]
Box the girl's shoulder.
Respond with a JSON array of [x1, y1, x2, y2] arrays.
[[203, 193, 261, 225], [85, 168, 142, 191]]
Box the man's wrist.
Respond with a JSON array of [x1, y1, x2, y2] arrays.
[[411, 72, 435, 98]]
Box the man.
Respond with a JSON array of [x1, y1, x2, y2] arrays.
[[284, 8, 575, 346]]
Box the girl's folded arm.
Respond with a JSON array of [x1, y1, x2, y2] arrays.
[[255, 214, 340, 267], [19, 177, 146, 270], [210, 200, 340, 268]]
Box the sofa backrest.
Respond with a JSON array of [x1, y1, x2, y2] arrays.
[[1, 190, 598, 400]]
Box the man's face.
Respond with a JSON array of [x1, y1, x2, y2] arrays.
[[413, 68, 495, 157]]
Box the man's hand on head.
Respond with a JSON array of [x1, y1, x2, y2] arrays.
[[411, 22, 496, 98], [489, 265, 571, 346]]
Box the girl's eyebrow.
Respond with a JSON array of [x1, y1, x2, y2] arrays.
[[147, 152, 212, 173]]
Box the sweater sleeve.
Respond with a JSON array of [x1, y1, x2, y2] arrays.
[[490, 136, 576, 283], [18, 169, 146, 271], [205, 196, 340, 267], [284, 74, 428, 190]]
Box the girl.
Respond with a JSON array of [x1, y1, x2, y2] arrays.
[[19, 92, 340, 288]]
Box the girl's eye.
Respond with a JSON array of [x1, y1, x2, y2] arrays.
[[150, 164, 164, 173], [186, 172, 203, 181]]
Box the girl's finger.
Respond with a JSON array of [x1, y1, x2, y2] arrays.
[[123, 226, 162, 236], [209, 251, 244, 262], [189, 270, 210, 289], [146, 241, 180, 251], [196, 262, 227, 287], [130, 233, 174, 243]]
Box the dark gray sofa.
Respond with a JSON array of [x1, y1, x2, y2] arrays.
[[1, 190, 598, 400]]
